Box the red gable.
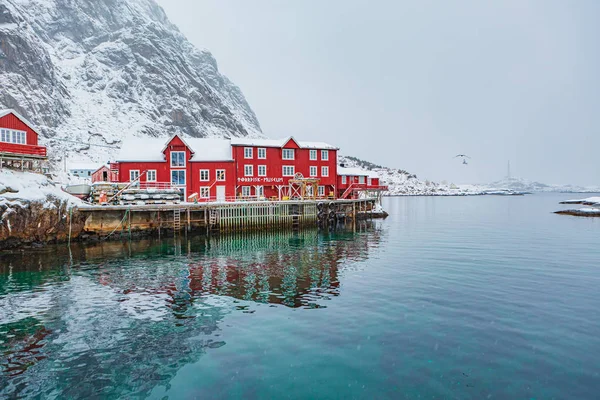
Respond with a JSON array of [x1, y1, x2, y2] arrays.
[[282, 137, 300, 149], [0, 110, 40, 146]]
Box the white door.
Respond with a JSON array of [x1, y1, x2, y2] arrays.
[[216, 185, 226, 202]]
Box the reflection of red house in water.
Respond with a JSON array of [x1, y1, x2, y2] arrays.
[[0, 109, 47, 171]]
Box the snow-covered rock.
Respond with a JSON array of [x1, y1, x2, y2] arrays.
[[0, 0, 262, 172], [0, 170, 85, 248]]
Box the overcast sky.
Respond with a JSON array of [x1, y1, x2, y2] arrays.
[[157, 0, 599, 186]]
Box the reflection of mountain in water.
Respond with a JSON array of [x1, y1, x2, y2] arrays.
[[0, 223, 384, 398]]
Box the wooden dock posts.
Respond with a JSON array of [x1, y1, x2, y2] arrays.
[[78, 198, 379, 238]]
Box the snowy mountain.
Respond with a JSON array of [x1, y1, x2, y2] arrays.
[[0, 0, 262, 169], [338, 155, 483, 196], [480, 177, 600, 194]]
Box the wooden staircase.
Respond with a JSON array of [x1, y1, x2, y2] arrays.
[[173, 209, 182, 231]]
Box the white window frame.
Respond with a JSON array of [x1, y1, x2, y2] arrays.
[[256, 185, 264, 197], [258, 165, 267, 177], [242, 186, 251, 196], [321, 166, 329, 177], [368, 178, 372, 186], [171, 151, 186, 167], [282, 165, 295, 177], [200, 187, 210, 199], [309, 149, 317, 161], [147, 170, 157, 182], [359, 175, 365, 184], [244, 165, 253, 177], [310, 166, 317, 177], [244, 147, 253, 159], [0, 129, 26, 144], [257, 148, 267, 159], [318, 186, 325, 196], [200, 169, 210, 181], [282, 148, 295, 160], [129, 170, 140, 182], [171, 170, 186, 186], [341, 175, 347, 184], [321, 150, 329, 161], [216, 169, 226, 181]]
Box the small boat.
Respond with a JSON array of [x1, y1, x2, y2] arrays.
[[64, 183, 92, 199]]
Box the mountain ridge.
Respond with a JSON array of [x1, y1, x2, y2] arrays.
[[0, 0, 262, 169]]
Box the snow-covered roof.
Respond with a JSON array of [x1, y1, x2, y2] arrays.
[[117, 137, 166, 162], [116, 135, 233, 162], [0, 109, 42, 136], [338, 167, 370, 176], [231, 136, 337, 150], [187, 138, 233, 161]]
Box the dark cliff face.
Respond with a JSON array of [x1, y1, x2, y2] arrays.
[[0, 197, 86, 249], [0, 0, 262, 166]]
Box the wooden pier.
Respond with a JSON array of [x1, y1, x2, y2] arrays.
[[78, 198, 382, 237]]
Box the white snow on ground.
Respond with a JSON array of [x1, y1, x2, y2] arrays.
[[0, 169, 82, 207]]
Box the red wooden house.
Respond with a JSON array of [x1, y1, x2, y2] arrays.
[[337, 167, 388, 199], [112, 134, 236, 201], [0, 109, 47, 170], [230, 137, 338, 200], [91, 165, 118, 183], [109, 134, 340, 202]]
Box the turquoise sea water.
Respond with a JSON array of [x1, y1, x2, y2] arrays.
[[1, 194, 600, 399]]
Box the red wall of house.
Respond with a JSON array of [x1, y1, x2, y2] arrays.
[[189, 162, 236, 200], [0, 113, 39, 145], [232, 140, 338, 198]]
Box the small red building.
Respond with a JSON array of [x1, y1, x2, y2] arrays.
[[0, 109, 47, 168], [91, 165, 118, 183], [337, 167, 388, 199]]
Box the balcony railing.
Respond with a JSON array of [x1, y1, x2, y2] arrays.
[[0, 142, 47, 157]]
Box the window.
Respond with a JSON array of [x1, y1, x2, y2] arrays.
[[321, 150, 329, 160], [171, 170, 186, 185], [368, 178, 372, 186], [244, 147, 253, 159], [359, 176, 365, 184], [341, 175, 347, 184], [309, 149, 317, 160], [129, 170, 140, 182], [244, 165, 253, 176], [310, 166, 317, 177], [257, 186, 264, 197], [321, 166, 329, 177], [216, 169, 226, 181], [171, 151, 186, 167], [258, 148, 267, 159], [282, 165, 295, 176], [242, 186, 251, 196], [318, 186, 325, 196], [258, 165, 267, 176], [200, 187, 210, 198], [282, 149, 295, 160], [0, 129, 26, 144], [147, 170, 157, 182], [200, 169, 209, 181]]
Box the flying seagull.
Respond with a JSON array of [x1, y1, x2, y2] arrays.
[[454, 154, 471, 165]]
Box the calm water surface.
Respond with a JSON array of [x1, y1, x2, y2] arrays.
[[1, 194, 600, 399]]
